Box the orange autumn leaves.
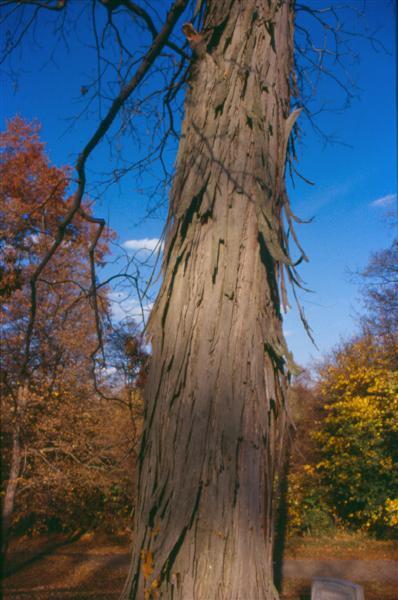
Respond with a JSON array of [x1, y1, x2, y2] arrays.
[[0, 116, 110, 297], [0, 116, 70, 296], [0, 117, 137, 536]]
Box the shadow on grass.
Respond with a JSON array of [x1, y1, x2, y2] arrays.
[[2, 531, 83, 579], [280, 582, 311, 600]]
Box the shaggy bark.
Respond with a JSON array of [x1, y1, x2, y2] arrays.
[[122, 1, 297, 597]]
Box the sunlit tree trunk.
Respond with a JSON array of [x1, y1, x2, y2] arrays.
[[1, 385, 27, 558], [122, 1, 296, 597]]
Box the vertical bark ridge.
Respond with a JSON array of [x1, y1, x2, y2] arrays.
[[122, 1, 296, 598]]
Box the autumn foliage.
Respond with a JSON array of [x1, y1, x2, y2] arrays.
[[0, 117, 139, 541], [314, 336, 398, 535], [287, 250, 398, 538], [288, 342, 398, 537]]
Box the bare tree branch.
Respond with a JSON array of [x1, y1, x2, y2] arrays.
[[21, 0, 189, 375]]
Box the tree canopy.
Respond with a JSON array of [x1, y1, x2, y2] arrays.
[[0, 117, 139, 548]]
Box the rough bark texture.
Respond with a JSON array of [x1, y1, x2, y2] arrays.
[[122, 1, 296, 598]]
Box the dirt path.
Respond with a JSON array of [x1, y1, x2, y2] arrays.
[[6, 551, 398, 581]]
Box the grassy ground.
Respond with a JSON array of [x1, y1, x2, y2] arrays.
[[285, 531, 398, 560], [2, 531, 397, 599], [280, 579, 398, 600], [281, 532, 398, 599]]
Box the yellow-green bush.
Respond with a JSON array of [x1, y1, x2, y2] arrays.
[[287, 465, 335, 536], [286, 335, 398, 538], [314, 336, 397, 536]]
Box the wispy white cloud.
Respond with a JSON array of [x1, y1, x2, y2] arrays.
[[109, 291, 153, 323], [122, 238, 163, 252], [370, 193, 397, 208], [99, 365, 117, 377]]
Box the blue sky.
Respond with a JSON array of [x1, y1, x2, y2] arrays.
[[1, 0, 396, 367], [284, 0, 397, 365]]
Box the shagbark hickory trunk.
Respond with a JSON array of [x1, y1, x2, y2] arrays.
[[122, 1, 297, 598]]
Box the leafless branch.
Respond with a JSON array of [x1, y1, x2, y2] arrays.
[[20, 0, 189, 376]]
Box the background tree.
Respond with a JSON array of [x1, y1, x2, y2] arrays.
[[314, 335, 398, 536], [284, 372, 335, 537], [0, 117, 115, 552], [359, 236, 398, 357], [104, 319, 149, 393]]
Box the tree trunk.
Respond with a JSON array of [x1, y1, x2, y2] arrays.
[[122, 1, 296, 597], [1, 385, 27, 559]]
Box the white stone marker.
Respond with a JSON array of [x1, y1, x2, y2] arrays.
[[311, 577, 365, 600]]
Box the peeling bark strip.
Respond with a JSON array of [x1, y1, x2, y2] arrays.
[[122, 1, 296, 598]]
